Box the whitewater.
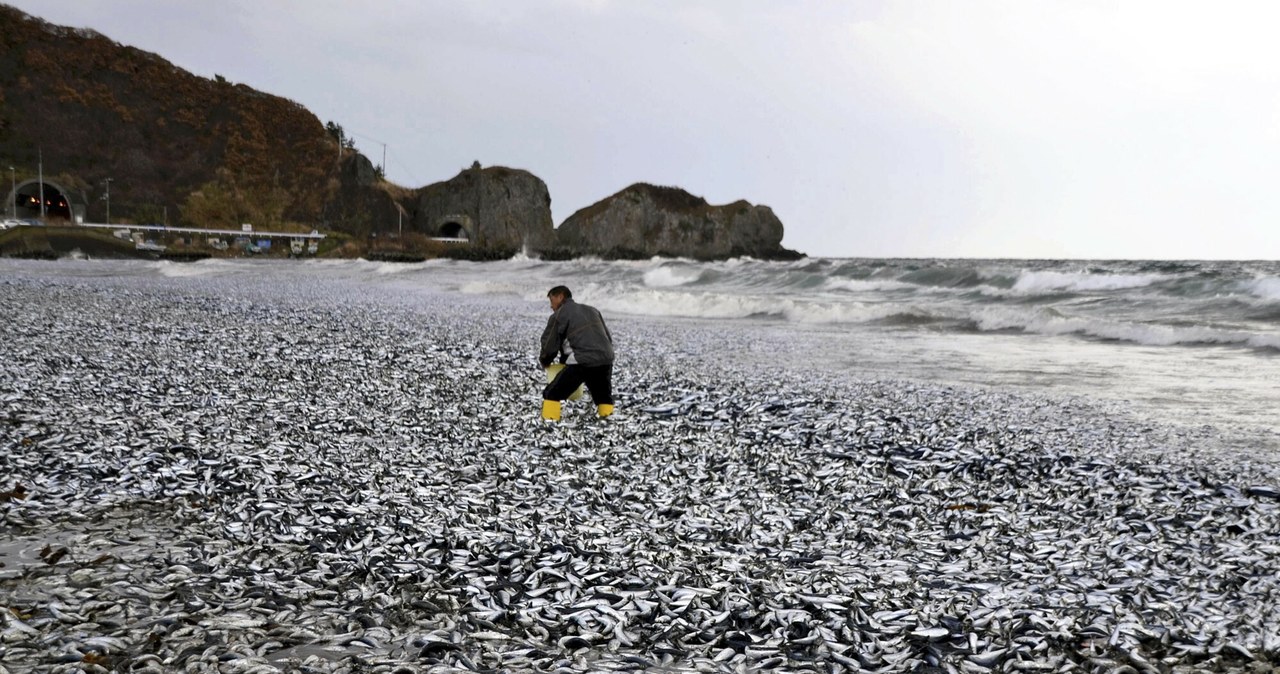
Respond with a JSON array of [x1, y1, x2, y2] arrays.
[[9, 255, 1279, 457]]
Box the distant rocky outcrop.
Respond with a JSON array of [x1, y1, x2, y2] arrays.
[[556, 184, 802, 260], [0, 6, 800, 260], [413, 164, 556, 252]]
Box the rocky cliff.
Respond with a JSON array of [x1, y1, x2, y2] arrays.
[[413, 164, 556, 252], [326, 153, 403, 237], [556, 184, 801, 260], [0, 5, 373, 232], [0, 6, 799, 260]]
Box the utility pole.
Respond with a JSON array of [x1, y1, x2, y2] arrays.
[[38, 148, 45, 220], [473, 161, 483, 247], [103, 178, 112, 225], [7, 166, 13, 220]]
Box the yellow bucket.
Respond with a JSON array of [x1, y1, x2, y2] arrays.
[[545, 363, 585, 401]]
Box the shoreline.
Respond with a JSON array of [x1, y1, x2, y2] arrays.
[[1, 267, 1278, 672], [0, 225, 803, 264]]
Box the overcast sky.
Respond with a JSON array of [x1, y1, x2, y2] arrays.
[[11, 1, 1280, 259]]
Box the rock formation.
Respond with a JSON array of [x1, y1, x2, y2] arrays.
[[413, 164, 556, 252], [323, 153, 403, 238], [556, 184, 801, 260], [0, 6, 800, 260]]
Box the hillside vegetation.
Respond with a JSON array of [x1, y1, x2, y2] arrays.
[[0, 5, 355, 231], [0, 5, 798, 260]]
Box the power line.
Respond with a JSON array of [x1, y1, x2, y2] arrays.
[[385, 146, 421, 186], [348, 131, 386, 147], [347, 131, 387, 183], [348, 130, 421, 186]]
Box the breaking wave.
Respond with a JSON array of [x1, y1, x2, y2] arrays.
[[1244, 276, 1280, 303], [1011, 270, 1168, 293], [70, 255, 1280, 355], [968, 306, 1280, 351], [642, 266, 705, 288]]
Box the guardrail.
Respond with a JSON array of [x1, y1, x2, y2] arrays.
[[79, 223, 325, 239]]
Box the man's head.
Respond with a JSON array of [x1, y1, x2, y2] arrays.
[[547, 285, 572, 311]]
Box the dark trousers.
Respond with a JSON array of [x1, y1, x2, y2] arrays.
[[544, 363, 614, 405]]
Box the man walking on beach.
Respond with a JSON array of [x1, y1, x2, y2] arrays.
[[540, 285, 614, 421]]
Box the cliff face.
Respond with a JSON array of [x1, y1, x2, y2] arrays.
[[556, 184, 801, 260], [0, 5, 360, 230], [325, 153, 403, 237], [0, 6, 799, 259], [413, 165, 556, 251]]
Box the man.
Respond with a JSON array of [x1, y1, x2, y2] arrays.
[[539, 285, 614, 420]]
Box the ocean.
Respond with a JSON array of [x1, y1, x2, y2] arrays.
[[14, 255, 1280, 457]]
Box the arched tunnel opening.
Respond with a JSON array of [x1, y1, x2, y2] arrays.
[[11, 181, 73, 221], [438, 221, 470, 240]]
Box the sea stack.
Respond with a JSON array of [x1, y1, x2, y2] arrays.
[[556, 183, 802, 260]]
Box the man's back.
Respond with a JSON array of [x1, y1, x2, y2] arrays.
[[541, 298, 614, 367]]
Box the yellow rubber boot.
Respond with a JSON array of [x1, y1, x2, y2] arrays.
[[541, 399, 561, 421], [597, 404, 615, 418]]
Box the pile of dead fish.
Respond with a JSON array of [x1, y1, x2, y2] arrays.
[[1, 264, 1278, 674]]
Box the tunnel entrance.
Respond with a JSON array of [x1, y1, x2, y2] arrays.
[[437, 221, 470, 240], [11, 180, 75, 221]]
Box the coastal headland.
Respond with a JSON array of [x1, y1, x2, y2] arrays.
[[0, 6, 802, 263]]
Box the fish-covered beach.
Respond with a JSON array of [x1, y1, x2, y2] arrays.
[[2, 257, 1279, 673]]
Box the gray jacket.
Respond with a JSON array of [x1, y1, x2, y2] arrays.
[[540, 299, 614, 367]]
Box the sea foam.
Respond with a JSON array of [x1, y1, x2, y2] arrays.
[[596, 289, 891, 324], [642, 265, 704, 288], [971, 305, 1270, 349], [1244, 276, 1280, 303], [1012, 270, 1167, 293], [153, 258, 237, 278]]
